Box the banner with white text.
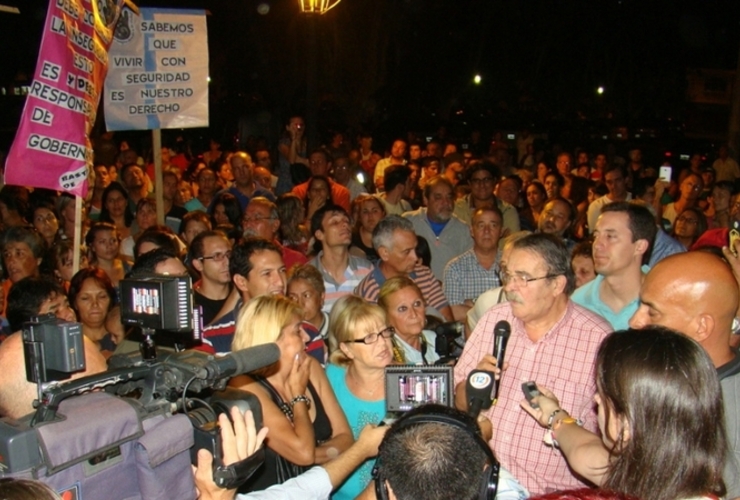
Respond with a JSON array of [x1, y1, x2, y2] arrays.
[[4, 0, 125, 197], [104, 7, 208, 131]]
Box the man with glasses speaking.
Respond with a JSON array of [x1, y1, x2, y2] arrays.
[[453, 233, 611, 495]]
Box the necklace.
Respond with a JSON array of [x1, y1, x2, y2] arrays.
[[347, 367, 383, 397]]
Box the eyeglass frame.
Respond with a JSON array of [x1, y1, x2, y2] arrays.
[[500, 271, 562, 288], [199, 250, 232, 262], [347, 326, 395, 345], [242, 215, 277, 224]]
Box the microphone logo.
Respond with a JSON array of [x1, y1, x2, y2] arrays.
[[469, 372, 492, 389]]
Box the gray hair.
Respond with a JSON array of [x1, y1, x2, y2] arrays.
[[511, 233, 576, 296], [372, 215, 415, 251]]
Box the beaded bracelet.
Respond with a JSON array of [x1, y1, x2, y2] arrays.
[[290, 395, 311, 408]]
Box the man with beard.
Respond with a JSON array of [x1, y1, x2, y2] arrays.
[[537, 197, 576, 253], [454, 233, 611, 494], [241, 197, 307, 270], [571, 202, 655, 330], [403, 176, 473, 281]]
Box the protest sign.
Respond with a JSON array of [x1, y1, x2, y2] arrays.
[[104, 7, 208, 131], [4, 0, 125, 197]]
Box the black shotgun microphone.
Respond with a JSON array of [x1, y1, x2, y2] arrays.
[[492, 320, 511, 404]]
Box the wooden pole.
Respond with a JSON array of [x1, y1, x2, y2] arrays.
[[73, 195, 83, 275], [152, 129, 165, 225]]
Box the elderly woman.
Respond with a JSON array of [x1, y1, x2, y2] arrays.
[[68, 267, 117, 357], [326, 295, 393, 500], [229, 295, 352, 492], [0, 226, 46, 313], [287, 264, 328, 364], [378, 276, 439, 365], [522, 327, 726, 500], [350, 194, 386, 263]]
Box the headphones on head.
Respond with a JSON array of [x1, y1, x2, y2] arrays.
[[372, 405, 500, 500]]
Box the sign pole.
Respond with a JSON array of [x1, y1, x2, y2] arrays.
[[73, 195, 83, 275], [153, 129, 164, 225]]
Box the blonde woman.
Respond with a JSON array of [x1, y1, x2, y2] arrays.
[[378, 276, 440, 365], [229, 295, 352, 492], [326, 295, 394, 499]]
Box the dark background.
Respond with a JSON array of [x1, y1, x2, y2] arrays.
[[2, 0, 739, 154]]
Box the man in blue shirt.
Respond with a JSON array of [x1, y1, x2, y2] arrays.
[[571, 202, 656, 331]]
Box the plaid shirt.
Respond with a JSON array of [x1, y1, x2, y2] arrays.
[[354, 264, 449, 313], [454, 301, 611, 495], [443, 248, 501, 305]]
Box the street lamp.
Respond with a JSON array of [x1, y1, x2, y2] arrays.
[[298, 0, 343, 14]]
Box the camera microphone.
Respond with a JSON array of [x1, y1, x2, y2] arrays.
[[492, 320, 511, 404], [199, 343, 280, 379]]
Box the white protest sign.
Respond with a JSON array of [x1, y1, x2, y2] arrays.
[[104, 7, 208, 131]]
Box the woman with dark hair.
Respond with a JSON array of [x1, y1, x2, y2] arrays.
[[98, 182, 134, 244], [208, 192, 242, 228], [68, 267, 117, 356], [521, 181, 547, 229], [85, 222, 130, 287], [536, 161, 551, 184], [350, 194, 385, 263], [671, 207, 708, 250], [120, 197, 157, 260], [305, 175, 333, 224], [50, 239, 88, 291], [30, 198, 60, 248], [522, 327, 727, 500], [276, 193, 309, 254]]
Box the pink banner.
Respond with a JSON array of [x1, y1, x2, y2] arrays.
[[4, 0, 124, 197]]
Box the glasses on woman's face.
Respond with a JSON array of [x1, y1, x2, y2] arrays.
[[676, 216, 698, 225], [349, 326, 395, 345]]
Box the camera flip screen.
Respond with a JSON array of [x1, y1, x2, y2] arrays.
[[385, 365, 454, 413]]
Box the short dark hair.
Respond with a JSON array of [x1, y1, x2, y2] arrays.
[[467, 161, 499, 183], [512, 233, 576, 295], [600, 202, 656, 264], [7, 276, 66, 332], [604, 164, 626, 179], [229, 237, 281, 279], [544, 170, 565, 188], [571, 240, 593, 261], [415, 235, 431, 268], [133, 227, 180, 260], [384, 165, 412, 192], [130, 248, 180, 276], [310, 204, 349, 240], [68, 267, 117, 316], [179, 210, 212, 235], [188, 230, 228, 262]]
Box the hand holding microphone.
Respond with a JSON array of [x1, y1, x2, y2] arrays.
[[466, 321, 511, 417]]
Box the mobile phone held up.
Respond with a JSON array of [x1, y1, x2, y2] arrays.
[[659, 166, 672, 183], [522, 381, 541, 409]]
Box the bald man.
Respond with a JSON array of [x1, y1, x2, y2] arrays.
[[0, 333, 108, 419], [629, 251, 740, 499]]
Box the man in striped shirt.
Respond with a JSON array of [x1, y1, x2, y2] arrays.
[[307, 204, 372, 313], [354, 215, 453, 321]]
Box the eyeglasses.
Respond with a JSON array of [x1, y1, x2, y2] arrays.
[[500, 271, 561, 288], [242, 216, 276, 224], [199, 250, 231, 262], [676, 216, 698, 225], [348, 326, 395, 345]]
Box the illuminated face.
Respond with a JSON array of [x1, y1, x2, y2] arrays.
[[276, 316, 311, 362], [212, 204, 230, 226], [3, 242, 40, 283], [604, 170, 626, 199], [75, 278, 111, 329], [592, 211, 641, 276], [571, 254, 596, 288], [308, 178, 330, 203], [105, 189, 128, 218], [136, 203, 157, 232], [244, 250, 287, 298], [497, 179, 519, 206], [181, 219, 209, 245], [674, 210, 701, 239], [423, 161, 440, 178], [230, 154, 253, 186], [556, 154, 571, 176], [382, 229, 418, 275], [526, 184, 545, 209], [713, 186, 731, 213], [391, 140, 407, 160], [317, 211, 352, 248], [287, 278, 324, 326], [359, 199, 384, 233], [39, 291, 76, 323], [91, 229, 120, 262], [424, 182, 454, 223], [503, 248, 561, 324], [32, 207, 58, 243], [309, 152, 330, 176], [471, 210, 503, 253], [242, 203, 278, 241], [469, 170, 495, 201], [544, 174, 561, 199], [384, 285, 425, 338], [198, 236, 232, 286], [679, 174, 703, 201], [538, 199, 571, 237], [94, 165, 111, 189], [163, 174, 178, 201], [340, 318, 394, 370]]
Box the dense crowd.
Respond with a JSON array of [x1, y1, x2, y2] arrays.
[[0, 115, 739, 500]]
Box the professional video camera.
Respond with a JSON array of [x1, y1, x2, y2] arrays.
[[0, 274, 278, 499], [433, 320, 465, 363]]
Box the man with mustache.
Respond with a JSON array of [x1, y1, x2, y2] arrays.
[[403, 176, 473, 281], [453, 233, 611, 494], [242, 197, 307, 271]]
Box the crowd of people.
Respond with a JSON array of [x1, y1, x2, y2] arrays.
[[0, 116, 739, 500]]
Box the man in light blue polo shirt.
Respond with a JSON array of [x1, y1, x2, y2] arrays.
[[571, 202, 656, 331]]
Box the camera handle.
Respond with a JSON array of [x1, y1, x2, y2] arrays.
[[30, 365, 152, 426]]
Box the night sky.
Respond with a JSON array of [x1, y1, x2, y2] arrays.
[[2, 0, 739, 147]]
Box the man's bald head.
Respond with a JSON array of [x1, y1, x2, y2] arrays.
[[629, 251, 738, 366], [0, 333, 108, 419]]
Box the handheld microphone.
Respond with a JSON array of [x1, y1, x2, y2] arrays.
[[199, 343, 281, 379], [492, 320, 511, 403]]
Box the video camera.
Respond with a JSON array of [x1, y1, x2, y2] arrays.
[[433, 320, 465, 363], [0, 275, 276, 498]]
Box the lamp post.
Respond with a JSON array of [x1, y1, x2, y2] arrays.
[[298, 0, 343, 150]]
